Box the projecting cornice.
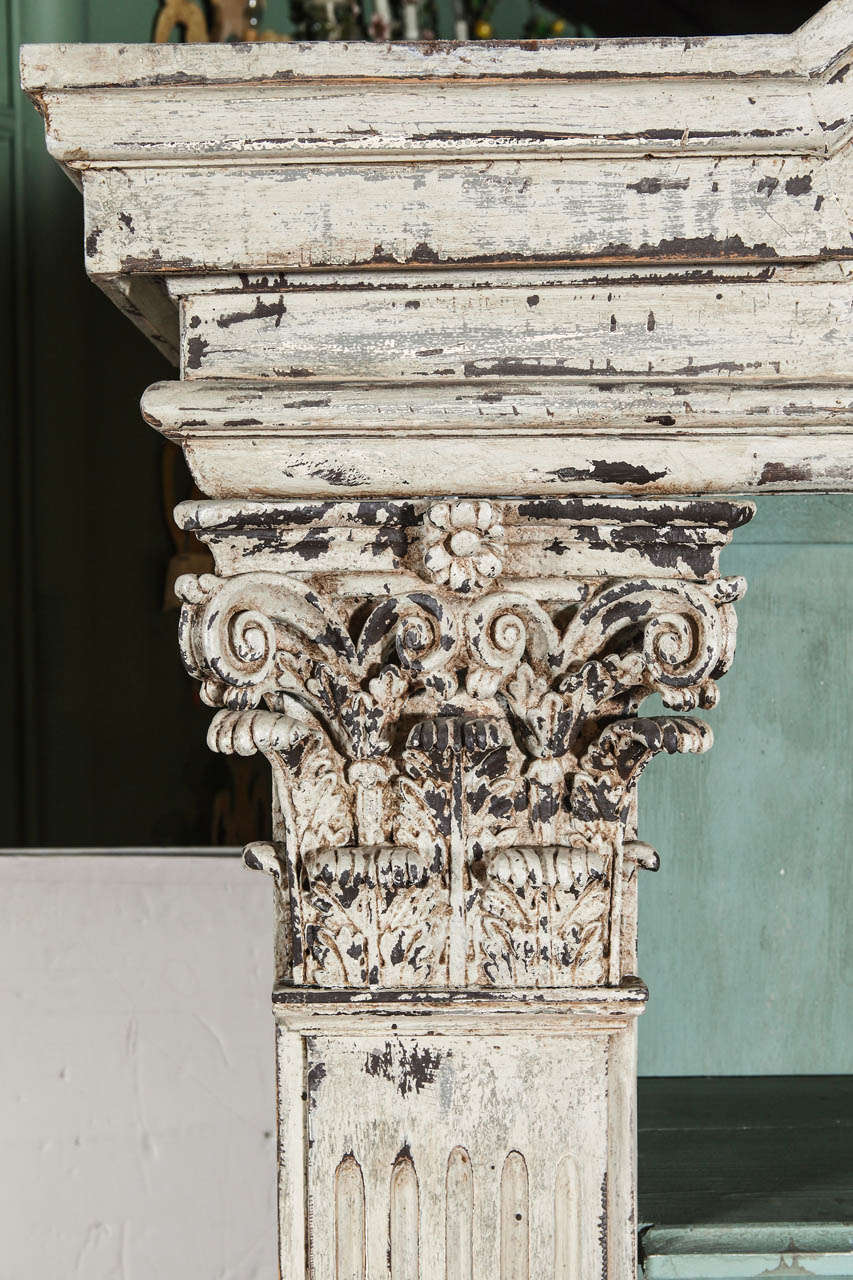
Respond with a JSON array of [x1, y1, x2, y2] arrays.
[[19, 4, 853, 370], [18, 1, 853, 88], [19, 16, 853, 166]]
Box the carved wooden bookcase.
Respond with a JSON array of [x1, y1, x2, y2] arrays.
[[22, 7, 852, 1277]]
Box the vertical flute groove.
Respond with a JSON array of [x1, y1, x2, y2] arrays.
[[500, 1151, 529, 1280], [335, 1154, 366, 1280], [554, 1155, 580, 1280], [446, 1147, 473, 1280], [390, 1153, 420, 1280]]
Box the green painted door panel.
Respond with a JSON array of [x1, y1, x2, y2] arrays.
[[638, 1077, 853, 1273], [16, 0, 88, 43], [6, 0, 219, 849]]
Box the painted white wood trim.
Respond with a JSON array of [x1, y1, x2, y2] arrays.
[[18, 3, 853, 89], [180, 280, 853, 385], [18, 14, 853, 1279], [30, 76, 847, 164], [79, 155, 852, 278], [141, 377, 853, 497]]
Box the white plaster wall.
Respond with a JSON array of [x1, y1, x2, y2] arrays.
[[0, 855, 277, 1280]]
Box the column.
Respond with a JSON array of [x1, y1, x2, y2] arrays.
[[169, 487, 749, 1279]]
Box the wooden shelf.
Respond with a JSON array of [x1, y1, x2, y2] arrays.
[[639, 1076, 853, 1276]]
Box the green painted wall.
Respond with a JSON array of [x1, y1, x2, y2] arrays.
[[3, 0, 851, 1075], [639, 499, 852, 1075], [3, 0, 226, 849]]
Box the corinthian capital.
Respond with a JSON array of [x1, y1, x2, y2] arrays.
[[174, 496, 748, 989]]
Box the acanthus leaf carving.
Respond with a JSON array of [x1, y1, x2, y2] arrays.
[[471, 845, 612, 987], [571, 715, 713, 827]]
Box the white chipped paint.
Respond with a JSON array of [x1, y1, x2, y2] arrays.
[[17, 7, 853, 90], [141, 377, 853, 498], [180, 280, 853, 384], [280, 993, 636, 1280], [79, 153, 852, 279]]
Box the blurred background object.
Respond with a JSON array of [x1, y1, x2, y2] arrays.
[[153, 0, 827, 41], [155, 0, 290, 40]]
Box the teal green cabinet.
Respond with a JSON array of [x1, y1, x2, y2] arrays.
[[642, 1226, 853, 1279]]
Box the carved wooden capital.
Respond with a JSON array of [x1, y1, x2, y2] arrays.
[[174, 496, 748, 990]]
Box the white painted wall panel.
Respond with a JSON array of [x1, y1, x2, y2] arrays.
[[0, 855, 277, 1280]]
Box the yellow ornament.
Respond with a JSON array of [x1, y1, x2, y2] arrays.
[[153, 0, 210, 42], [550, 17, 566, 34], [474, 19, 492, 37]]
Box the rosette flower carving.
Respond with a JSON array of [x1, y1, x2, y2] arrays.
[[422, 501, 505, 594]]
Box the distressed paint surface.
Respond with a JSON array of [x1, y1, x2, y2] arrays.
[[79, 154, 853, 279], [183, 493, 739, 1274], [642, 1226, 853, 1279], [177, 498, 747, 992], [500, 1152, 530, 1280], [446, 1148, 474, 1280], [279, 991, 632, 1280], [335, 1155, 366, 1280], [19, 9, 853, 1280], [19, 6, 853, 342], [142, 379, 853, 499], [181, 278, 853, 385], [33, 78, 848, 159], [17, 10, 853, 86]]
